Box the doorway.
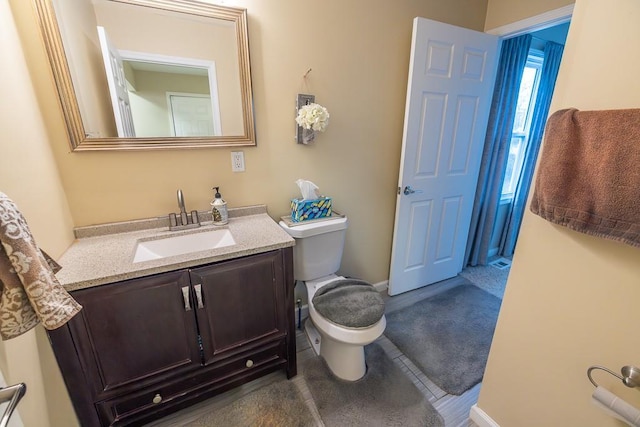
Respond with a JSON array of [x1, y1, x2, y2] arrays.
[[483, 22, 570, 266], [462, 22, 569, 299], [389, 6, 572, 297]]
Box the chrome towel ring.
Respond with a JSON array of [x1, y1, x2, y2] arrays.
[[588, 365, 640, 389]]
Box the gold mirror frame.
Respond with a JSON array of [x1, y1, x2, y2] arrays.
[[34, 0, 256, 151]]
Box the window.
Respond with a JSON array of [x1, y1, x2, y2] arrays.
[[501, 51, 543, 200]]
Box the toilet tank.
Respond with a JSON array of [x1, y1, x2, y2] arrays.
[[279, 217, 348, 281]]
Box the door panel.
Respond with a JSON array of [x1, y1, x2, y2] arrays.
[[69, 271, 200, 397], [406, 201, 432, 269], [190, 251, 286, 365], [436, 196, 462, 261], [448, 96, 479, 174], [415, 93, 446, 177], [389, 18, 499, 295]]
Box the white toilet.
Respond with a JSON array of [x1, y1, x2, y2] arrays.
[[279, 216, 386, 381]]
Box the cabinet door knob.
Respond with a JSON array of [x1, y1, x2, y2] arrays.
[[152, 394, 162, 404], [245, 359, 254, 368], [181, 286, 191, 311]]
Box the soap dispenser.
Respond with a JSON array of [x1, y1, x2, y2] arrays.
[[210, 187, 228, 225]]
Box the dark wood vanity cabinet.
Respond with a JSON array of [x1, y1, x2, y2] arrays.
[[48, 248, 296, 427]]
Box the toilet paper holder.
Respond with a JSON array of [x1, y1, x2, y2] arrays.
[[588, 365, 640, 389]]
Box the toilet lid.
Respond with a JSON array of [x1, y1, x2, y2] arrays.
[[312, 279, 385, 328]]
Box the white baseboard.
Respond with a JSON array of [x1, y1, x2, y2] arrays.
[[372, 279, 388, 292], [470, 404, 500, 427]]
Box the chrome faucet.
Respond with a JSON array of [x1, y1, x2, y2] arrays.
[[177, 189, 189, 226], [169, 189, 201, 230]]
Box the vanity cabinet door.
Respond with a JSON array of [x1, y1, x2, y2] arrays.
[[190, 250, 288, 365], [68, 270, 202, 398]]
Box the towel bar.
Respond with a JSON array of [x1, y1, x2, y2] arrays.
[[588, 365, 640, 389]]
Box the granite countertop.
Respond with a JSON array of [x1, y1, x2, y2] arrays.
[[56, 205, 295, 292]]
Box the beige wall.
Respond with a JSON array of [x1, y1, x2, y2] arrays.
[[484, 0, 574, 30], [1, 1, 79, 426], [22, 0, 488, 288], [477, 0, 640, 425]]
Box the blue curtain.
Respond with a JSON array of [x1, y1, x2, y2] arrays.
[[464, 34, 532, 267], [499, 41, 564, 256]]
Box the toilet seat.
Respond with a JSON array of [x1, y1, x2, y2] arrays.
[[305, 276, 386, 346], [309, 300, 387, 345], [312, 279, 385, 328]]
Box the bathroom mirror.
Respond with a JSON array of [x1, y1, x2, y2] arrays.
[[34, 0, 256, 150]]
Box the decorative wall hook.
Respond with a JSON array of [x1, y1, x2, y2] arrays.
[[294, 93, 330, 145], [295, 94, 315, 144]]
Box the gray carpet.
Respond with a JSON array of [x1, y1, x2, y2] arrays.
[[184, 380, 316, 427], [460, 264, 509, 299], [304, 342, 444, 426], [385, 284, 502, 396]]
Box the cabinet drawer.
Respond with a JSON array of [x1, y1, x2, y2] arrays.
[[96, 340, 286, 426], [205, 339, 286, 380]]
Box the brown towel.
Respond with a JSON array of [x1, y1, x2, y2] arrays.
[[530, 108, 640, 247], [0, 192, 82, 340]]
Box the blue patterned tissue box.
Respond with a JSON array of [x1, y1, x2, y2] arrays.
[[290, 197, 332, 222]]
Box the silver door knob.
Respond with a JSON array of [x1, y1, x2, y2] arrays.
[[403, 186, 423, 195]]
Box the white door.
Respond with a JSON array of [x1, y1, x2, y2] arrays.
[[388, 18, 499, 296], [97, 26, 136, 137], [168, 94, 215, 136]]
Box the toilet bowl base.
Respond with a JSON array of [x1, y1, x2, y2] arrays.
[[320, 335, 367, 381], [304, 318, 367, 381]]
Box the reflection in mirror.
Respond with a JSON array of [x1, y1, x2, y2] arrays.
[[99, 30, 225, 138], [34, 0, 255, 150], [122, 59, 222, 138]]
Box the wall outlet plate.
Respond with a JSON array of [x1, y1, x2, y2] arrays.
[[231, 151, 245, 172], [296, 94, 315, 144]]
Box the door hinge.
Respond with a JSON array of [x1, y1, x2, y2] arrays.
[[397, 186, 401, 195]]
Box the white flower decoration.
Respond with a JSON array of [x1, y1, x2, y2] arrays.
[[295, 103, 330, 132]]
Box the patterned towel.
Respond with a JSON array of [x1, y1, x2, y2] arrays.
[[0, 192, 81, 340]]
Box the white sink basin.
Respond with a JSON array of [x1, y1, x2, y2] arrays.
[[133, 229, 235, 263]]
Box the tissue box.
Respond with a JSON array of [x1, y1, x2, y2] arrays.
[[290, 197, 332, 222]]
